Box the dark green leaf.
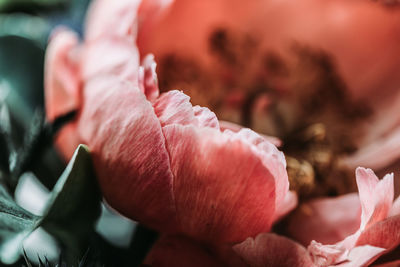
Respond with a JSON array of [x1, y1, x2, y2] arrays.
[[0, 186, 39, 264], [0, 145, 101, 264], [40, 145, 101, 262]]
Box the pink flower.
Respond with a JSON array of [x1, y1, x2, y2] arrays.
[[135, 0, 400, 195], [301, 167, 400, 266], [44, 0, 295, 243]]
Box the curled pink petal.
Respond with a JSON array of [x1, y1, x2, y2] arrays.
[[356, 167, 394, 229], [139, 54, 159, 101], [44, 28, 81, 122], [78, 76, 178, 231], [219, 120, 282, 147], [234, 233, 315, 267]]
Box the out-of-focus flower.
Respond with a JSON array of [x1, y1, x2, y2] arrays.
[[44, 0, 295, 244], [136, 0, 400, 197], [301, 167, 400, 266]]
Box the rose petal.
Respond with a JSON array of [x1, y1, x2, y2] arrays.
[[44, 28, 81, 122], [356, 167, 394, 229], [82, 38, 140, 85], [234, 233, 315, 267], [163, 124, 284, 242], [85, 0, 141, 41], [356, 214, 400, 251], [153, 90, 219, 129], [335, 245, 386, 267], [139, 54, 160, 101], [78, 76, 178, 231]]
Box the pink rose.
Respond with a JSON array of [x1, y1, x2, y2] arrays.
[[44, 0, 295, 243]]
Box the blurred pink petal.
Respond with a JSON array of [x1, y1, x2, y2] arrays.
[[233, 233, 315, 267], [85, 0, 141, 41], [44, 28, 81, 122], [288, 193, 361, 246]]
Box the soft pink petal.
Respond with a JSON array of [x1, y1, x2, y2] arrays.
[[77, 76, 178, 232], [356, 167, 394, 229], [273, 190, 298, 222], [356, 215, 400, 251], [139, 54, 160, 101], [336, 245, 386, 267], [81, 37, 140, 85], [233, 233, 315, 267], [163, 124, 284, 243], [288, 193, 361, 246], [153, 90, 219, 129], [85, 0, 141, 42], [44, 28, 81, 122], [389, 196, 400, 217], [343, 127, 400, 170], [144, 235, 224, 267], [308, 240, 347, 266], [219, 120, 282, 147]]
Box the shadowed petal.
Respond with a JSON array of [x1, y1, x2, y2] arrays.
[[234, 233, 315, 267]]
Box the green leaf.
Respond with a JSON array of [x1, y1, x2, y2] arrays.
[[0, 14, 51, 48], [0, 186, 39, 264], [40, 144, 101, 262], [0, 145, 101, 264]]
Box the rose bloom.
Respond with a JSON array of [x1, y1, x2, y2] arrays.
[[44, 0, 296, 244], [136, 0, 400, 197]]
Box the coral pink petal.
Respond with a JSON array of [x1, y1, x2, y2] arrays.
[[153, 90, 219, 129], [356, 167, 394, 229], [78, 76, 177, 231], [335, 245, 386, 267], [233, 233, 315, 267], [226, 128, 288, 210], [45, 28, 81, 122], [308, 240, 347, 266], [219, 120, 282, 147], [144, 235, 223, 267], [85, 0, 141, 41], [356, 215, 400, 251], [54, 122, 80, 161], [288, 193, 361, 246], [273, 190, 298, 222], [82, 37, 140, 85], [139, 54, 160, 101], [389, 196, 400, 217], [163, 124, 279, 243]]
